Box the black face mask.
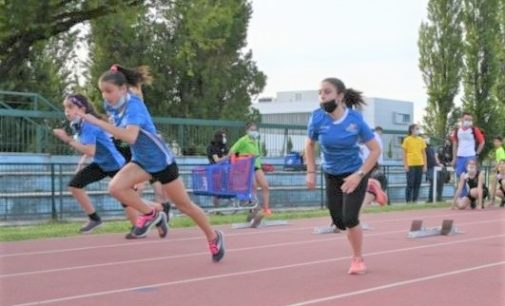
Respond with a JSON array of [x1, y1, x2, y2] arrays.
[[321, 99, 337, 113]]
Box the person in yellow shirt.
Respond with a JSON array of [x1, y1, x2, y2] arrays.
[[402, 124, 427, 203], [493, 136, 505, 165]]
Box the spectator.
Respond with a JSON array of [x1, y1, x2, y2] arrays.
[[451, 112, 485, 178], [452, 159, 488, 210], [207, 130, 230, 210], [207, 130, 229, 164], [423, 134, 442, 202], [402, 124, 427, 203], [493, 136, 505, 166]]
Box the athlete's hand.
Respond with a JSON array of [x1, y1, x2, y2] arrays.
[[306, 172, 316, 190], [52, 129, 72, 143], [342, 173, 362, 194]]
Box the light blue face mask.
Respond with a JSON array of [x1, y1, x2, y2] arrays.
[[105, 94, 127, 110], [248, 130, 260, 139]]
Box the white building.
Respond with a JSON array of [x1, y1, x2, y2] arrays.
[[254, 90, 413, 160]]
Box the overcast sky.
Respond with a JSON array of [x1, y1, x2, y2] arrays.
[[246, 0, 430, 121]]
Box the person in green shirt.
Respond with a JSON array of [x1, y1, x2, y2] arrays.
[[229, 123, 271, 216], [493, 136, 505, 165]]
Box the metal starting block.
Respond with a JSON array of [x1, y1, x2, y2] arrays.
[[407, 219, 463, 238], [231, 211, 288, 229], [313, 223, 373, 234]]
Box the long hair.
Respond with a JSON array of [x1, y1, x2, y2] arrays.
[[322, 77, 366, 108], [99, 64, 153, 88]]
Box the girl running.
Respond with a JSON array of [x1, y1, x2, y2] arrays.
[[305, 77, 380, 275], [53, 94, 167, 237], [78, 65, 224, 261], [452, 159, 488, 210]]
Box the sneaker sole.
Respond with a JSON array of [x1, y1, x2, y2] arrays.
[[79, 222, 103, 234], [156, 213, 169, 238], [212, 231, 225, 262]]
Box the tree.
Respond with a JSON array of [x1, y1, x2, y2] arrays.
[[0, 0, 144, 77], [159, 0, 266, 120], [495, 0, 505, 105], [461, 0, 502, 158], [86, 4, 151, 105], [418, 0, 463, 139], [0, 31, 79, 107], [86, 0, 266, 122]]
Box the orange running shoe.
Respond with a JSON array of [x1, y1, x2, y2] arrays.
[[263, 208, 272, 216], [348, 257, 367, 275], [367, 179, 388, 206]]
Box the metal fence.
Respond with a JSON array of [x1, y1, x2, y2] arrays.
[[1, 90, 407, 158], [0, 162, 325, 221], [2, 160, 495, 222]]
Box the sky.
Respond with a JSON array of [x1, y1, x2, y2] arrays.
[[246, 0, 430, 121]]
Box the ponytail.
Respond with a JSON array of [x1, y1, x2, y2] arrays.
[[322, 77, 366, 108], [99, 64, 153, 88], [343, 88, 365, 108]]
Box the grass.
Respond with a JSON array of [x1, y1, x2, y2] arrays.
[[0, 202, 449, 242]]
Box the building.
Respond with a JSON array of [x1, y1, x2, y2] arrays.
[[253, 90, 414, 160]]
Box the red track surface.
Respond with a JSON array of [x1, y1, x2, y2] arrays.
[[1, 207, 504, 306]]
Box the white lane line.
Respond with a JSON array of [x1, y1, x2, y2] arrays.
[[1, 218, 503, 278], [282, 261, 505, 306], [5, 234, 505, 306], [0, 210, 491, 258]]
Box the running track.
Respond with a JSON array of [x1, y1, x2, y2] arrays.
[[1, 207, 504, 306]]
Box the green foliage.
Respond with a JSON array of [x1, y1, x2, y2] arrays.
[[462, 0, 503, 159], [418, 0, 463, 139], [0, 0, 145, 77]]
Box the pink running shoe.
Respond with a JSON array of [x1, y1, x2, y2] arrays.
[[367, 179, 388, 206], [208, 230, 225, 262], [263, 208, 272, 217], [348, 257, 367, 275], [132, 209, 162, 238]]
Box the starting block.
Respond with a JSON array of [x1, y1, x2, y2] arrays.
[[231, 210, 288, 229], [313, 223, 373, 234], [407, 219, 463, 238]]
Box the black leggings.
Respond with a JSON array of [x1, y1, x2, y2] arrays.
[[325, 172, 369, 231]]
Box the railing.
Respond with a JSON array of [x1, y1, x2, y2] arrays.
[[2, 161, 490, 222], [1, 90, 411, 161]]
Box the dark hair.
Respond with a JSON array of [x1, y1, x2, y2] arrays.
[[461, 112, 473, 118], [66, 94, 101, 118], [322, 77, 366, 108], [374, 126, 383, 132], [99, 64, 153, 88], [493, 136, 503, 142], [211, 129, 226, 146], [245, 122, 257, 130], [407, 124, 417, 135]]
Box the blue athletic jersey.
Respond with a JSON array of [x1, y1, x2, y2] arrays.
[[307, 108, 374, 175], [77, 121, 125, 171], [107, 94, 175, 172]]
